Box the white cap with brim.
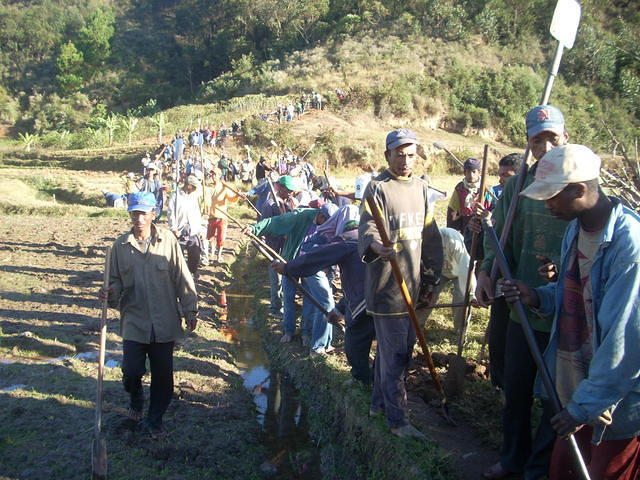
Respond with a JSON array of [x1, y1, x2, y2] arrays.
[[520, 144, 601, 201], [186, 175, 200, 187]]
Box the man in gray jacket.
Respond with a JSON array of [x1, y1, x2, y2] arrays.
[[359, 129, 443, 440], [101, 191, 198, 437]]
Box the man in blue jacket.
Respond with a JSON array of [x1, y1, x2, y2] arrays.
[[501, 144, 640, 479]]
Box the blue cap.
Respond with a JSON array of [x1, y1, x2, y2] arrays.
[[127, 192, 156, 212], [463, 157, 481, 170], [525, 105, 565, 139], [385, 129, 418, 151]]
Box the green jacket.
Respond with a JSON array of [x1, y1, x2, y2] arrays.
[[108, 225, 198, 343], [252, 208, 319, 260], [480, 163, 568, 332]]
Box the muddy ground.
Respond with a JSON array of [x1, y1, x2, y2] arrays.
[[1, 208, 504, 480]]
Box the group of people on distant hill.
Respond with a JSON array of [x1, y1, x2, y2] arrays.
[[270, 91, 326, 123], [99, 104, 640, 480]]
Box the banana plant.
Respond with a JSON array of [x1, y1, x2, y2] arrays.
[[18, 132, 38, 152]]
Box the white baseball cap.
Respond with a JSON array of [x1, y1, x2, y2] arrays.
[[520, 144, 601, 201]]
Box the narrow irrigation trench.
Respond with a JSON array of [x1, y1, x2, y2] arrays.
[[219, 284, 322, 479]]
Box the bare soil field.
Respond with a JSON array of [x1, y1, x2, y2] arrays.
[[0, 215, 267, 479]]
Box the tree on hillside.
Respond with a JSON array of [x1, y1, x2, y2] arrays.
[[18, 132, 38, 152], [77, 7, 115, 67], [290, 0, 330, 44], [104, 114, 119, 146], [151, 112, 166, 143], [56, 42, 85, 95]]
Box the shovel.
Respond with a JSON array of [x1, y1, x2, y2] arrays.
[[489, 0, 582, 286], [365, 196, 454, 425], [445, 145, 489, 397], [92, 246, 111, 480]]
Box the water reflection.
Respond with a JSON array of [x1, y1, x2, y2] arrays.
[[224, 289, 320, 479]]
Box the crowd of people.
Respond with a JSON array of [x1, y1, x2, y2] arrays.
[[99, 105, 639, 479]]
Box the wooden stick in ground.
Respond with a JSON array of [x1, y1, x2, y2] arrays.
[[458, 145, 490, 357], [92, 246, 111, 480], [365, 196, 454, 424]]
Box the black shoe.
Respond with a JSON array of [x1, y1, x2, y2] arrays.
[[141, 418, 168, 440]]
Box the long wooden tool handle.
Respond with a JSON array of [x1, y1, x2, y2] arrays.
[[250, 240, 331, 317], [426, 302, 468, 309], [95, 246, 111, 435], [365, 196, 445, 395], [459, 145, 490, 355], [489, 147, 532, 284], [214, 206, 285, 262], [219, 179, 261, 216]]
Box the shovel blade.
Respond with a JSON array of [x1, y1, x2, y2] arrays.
[[444, 354, 467, 398], [91, 436, 107, 480]]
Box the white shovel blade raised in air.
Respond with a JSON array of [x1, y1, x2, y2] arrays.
[[550, 0, 582, 49]]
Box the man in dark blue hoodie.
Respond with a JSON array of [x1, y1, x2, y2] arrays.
[[272, 220, 375, 385]]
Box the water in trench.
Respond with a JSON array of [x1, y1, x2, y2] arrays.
[[222, 288, 322, 479]]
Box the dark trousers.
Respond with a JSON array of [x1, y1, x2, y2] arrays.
[[371, 315, 416, 428], [488, 296, 510, 389], [344, 311, 375, 385], [179, 235, 202, 277], [501, 320, 555, 478], [122, 340, 175, 427]]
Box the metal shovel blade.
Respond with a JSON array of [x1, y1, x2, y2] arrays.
[[550, 0, 582, 49], [91, 436, 107, 480]]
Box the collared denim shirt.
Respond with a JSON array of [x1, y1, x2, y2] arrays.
[[535, 198, 640, 443]]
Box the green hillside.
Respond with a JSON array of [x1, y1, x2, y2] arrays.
[[1, 0, 638, 152]]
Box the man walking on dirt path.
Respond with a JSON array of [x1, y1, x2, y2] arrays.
[[167, 175, 204, 279], [473, 105, 570, 480], [100, 191, 198, 438], [500, 144, 640, 480], [359, 129, 443, 440]]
